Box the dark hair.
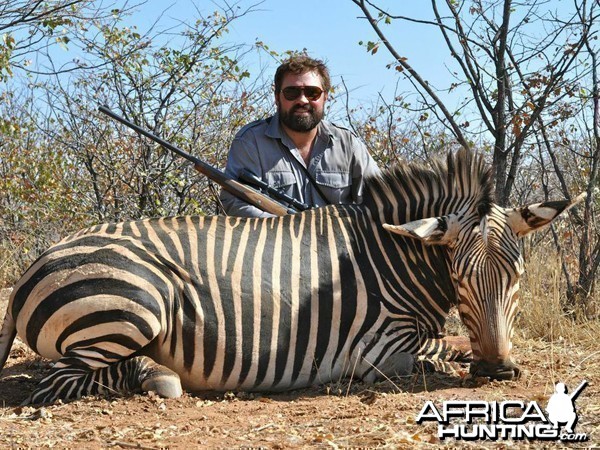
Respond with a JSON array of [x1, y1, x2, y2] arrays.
[[274, 55, 331, 94]]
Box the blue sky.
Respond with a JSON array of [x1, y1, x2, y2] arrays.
[[8, 0, 583, 126], [226, 0, 446, 101], [134, 0, 455, 107]]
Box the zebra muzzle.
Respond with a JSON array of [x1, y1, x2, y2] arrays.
[[469, 359, 521, 381]]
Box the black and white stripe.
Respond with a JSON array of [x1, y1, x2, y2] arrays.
[[0, 149, 581, 403]]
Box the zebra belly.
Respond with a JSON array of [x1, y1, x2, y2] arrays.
[[9, 210, 381, 393], [140, 283, 363, 393], [143, 331, 359, 393]]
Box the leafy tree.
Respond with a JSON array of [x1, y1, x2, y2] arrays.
[[0, 91, 87, 285], [351, 0, 597, 205], [351, 0, 599, 313], [0, 2, 271, 285], [535, 20, 600, 314], [43, 3, 270, 220], [0, 0, 133, 81]]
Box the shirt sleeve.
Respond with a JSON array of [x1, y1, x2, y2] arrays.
[[350, 135, 381, 203], [220, 134, 277, 218]]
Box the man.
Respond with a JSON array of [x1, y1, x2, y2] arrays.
[[220, 55, 380, 217]]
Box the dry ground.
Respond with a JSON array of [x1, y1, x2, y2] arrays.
[[0, 288, 598, 449]]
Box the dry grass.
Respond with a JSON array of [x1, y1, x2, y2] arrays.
[[0, 223, 70, 288], [518, 245, 600, 344], [0, 233, 48, 288], [0, 242, 598, 448], [0, 240, 25, 288]]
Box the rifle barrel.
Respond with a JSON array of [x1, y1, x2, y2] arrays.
[[98, 106, 291, 216], [569, 379, 588, 401], [239, 169, 309, 212]]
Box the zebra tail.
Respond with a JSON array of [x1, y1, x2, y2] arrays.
[[0, 308, 16, 373]]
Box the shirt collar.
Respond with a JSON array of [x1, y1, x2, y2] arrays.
[[317, 119, 336, 141]]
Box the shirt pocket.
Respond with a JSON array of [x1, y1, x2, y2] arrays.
[[266, 170, 296, 188], [315, 170, 352, 204], [266, 170, 297, 199]]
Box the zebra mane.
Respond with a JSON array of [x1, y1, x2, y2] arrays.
[[363, 148, 494, 224]]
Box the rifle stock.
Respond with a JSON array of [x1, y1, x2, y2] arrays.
[[98, 106, 291, 216]]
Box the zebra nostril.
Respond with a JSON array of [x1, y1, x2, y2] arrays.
[[511, 364, 522, 379], [470, 360, 520, 381], [493, 368, 516, 381]]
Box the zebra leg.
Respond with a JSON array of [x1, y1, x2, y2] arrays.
[[416, 359, 468, 375], [24, 355, 182, 405], [420, 337, 472, 363], [415, 337, 472, 375], [374, 352, 415, 379]]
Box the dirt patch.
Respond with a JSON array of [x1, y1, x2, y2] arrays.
[[0, 289, 598, 448]]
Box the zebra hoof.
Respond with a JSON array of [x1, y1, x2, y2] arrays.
[[141, 375, 183, 398]]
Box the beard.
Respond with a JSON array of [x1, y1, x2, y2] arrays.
[[279, 104, 324, 132]]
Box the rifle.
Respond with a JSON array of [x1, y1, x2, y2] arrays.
[[98, 105, 295, 216], [569, 380, 588, 401], [238, 169, 309, 212]]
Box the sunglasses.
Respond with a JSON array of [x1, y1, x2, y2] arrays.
[[280, 86, 324, 101]]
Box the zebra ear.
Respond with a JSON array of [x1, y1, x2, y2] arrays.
[[506, 193, 586, 237], [383, 215, 459, 245]]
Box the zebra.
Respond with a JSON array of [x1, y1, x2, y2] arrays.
[[0, 149, 583, 404]]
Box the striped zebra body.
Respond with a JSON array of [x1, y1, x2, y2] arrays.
[[0, 149, 583, 403], [7, 206, 452, 395]]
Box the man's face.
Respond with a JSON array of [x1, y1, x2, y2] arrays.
[[276, 71, 327, 132]]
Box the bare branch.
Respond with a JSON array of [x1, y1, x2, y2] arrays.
[[352, 0, 471, 149]]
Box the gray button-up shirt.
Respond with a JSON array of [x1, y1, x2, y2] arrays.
[[220, 113, 380, 217]]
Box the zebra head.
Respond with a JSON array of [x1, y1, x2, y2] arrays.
[[383, 193, 585, 381]]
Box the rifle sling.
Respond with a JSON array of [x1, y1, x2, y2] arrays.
[[265, 115, 331, 207], [294, 157, 329, 207]]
